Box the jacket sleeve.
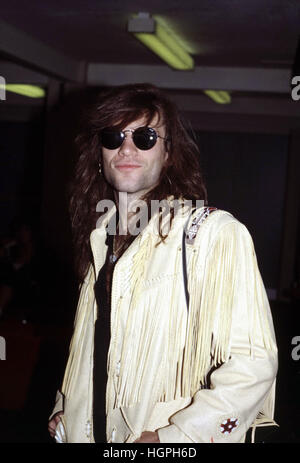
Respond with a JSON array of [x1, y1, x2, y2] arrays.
[[48, 390, 64, 421], [158, 220, 278, 443]]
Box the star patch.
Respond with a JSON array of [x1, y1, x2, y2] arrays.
[[220, 417, 239, 435]]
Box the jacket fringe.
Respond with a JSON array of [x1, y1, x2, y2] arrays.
[[62, 265, 95, 398], [61, 213, 276, 412], [111, 222, 276, 408]]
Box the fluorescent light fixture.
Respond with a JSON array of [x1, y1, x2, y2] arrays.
[[0, 84, 46, 98], [128, 13, 194, 70], [204, 90, 231, 104]]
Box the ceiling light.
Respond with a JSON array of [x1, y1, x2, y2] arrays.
[[128, 13, 194, 71], [204, 90, 231, 104], [0, 84, 46, 98]]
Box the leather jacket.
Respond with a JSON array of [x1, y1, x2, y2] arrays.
[[50, 205, 278, 443]]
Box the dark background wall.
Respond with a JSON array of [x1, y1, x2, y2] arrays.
[[0, 119, 44, 236], [198, 130, 288, 291]]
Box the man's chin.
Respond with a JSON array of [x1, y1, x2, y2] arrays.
[[112, 183, 150, 197]]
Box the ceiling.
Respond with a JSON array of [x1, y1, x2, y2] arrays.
[[0, 0, 299, 131], [0, 0, 299, 67]]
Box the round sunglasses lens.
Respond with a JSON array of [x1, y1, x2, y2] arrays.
[[133, 127, 157, 150], [101, 130, 124, 149]]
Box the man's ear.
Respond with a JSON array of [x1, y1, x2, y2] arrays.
[[163, 141, 169, 162]]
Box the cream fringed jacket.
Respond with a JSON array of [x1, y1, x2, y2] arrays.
[[51, 205, 278, 443]]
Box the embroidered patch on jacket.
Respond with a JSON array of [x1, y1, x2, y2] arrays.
[[219, 417, 239, 435], [185, 207, 217, 244]]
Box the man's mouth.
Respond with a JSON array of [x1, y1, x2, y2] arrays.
[[115, 164, 142, 170]]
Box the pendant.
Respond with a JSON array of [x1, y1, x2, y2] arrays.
[[109, 254, 118, 264]]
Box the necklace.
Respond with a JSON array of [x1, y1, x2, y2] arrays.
[[109, 235, 122, 264]]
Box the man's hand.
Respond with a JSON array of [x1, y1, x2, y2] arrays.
[[134, 431, 160, 443], [48, 412, 63, 439]]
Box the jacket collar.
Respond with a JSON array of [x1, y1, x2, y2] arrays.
[[89, 196, 194, 275]]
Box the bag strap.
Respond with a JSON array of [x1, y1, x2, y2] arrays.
[[182, 207, 218, 311]]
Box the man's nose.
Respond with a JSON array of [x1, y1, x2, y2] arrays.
[[118, 132, 138, 156]]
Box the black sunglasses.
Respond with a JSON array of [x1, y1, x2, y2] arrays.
[[100, 126, 168, 151]]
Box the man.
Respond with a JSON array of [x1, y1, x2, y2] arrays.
[[48, 83, 278, 443]]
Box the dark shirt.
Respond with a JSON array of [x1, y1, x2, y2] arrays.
[[93, 233, 113, 443], [93, 216, 137, 443]]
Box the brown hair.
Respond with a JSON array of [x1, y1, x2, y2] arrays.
[[69, 83, 207, 282]]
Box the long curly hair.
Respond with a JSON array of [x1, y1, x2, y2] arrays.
[[69, 83, 207, 282]]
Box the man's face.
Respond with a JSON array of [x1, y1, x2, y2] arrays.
[[101, 115, 169, 199]]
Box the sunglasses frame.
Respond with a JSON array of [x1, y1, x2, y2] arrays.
[[100, 126, 168, 151]]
